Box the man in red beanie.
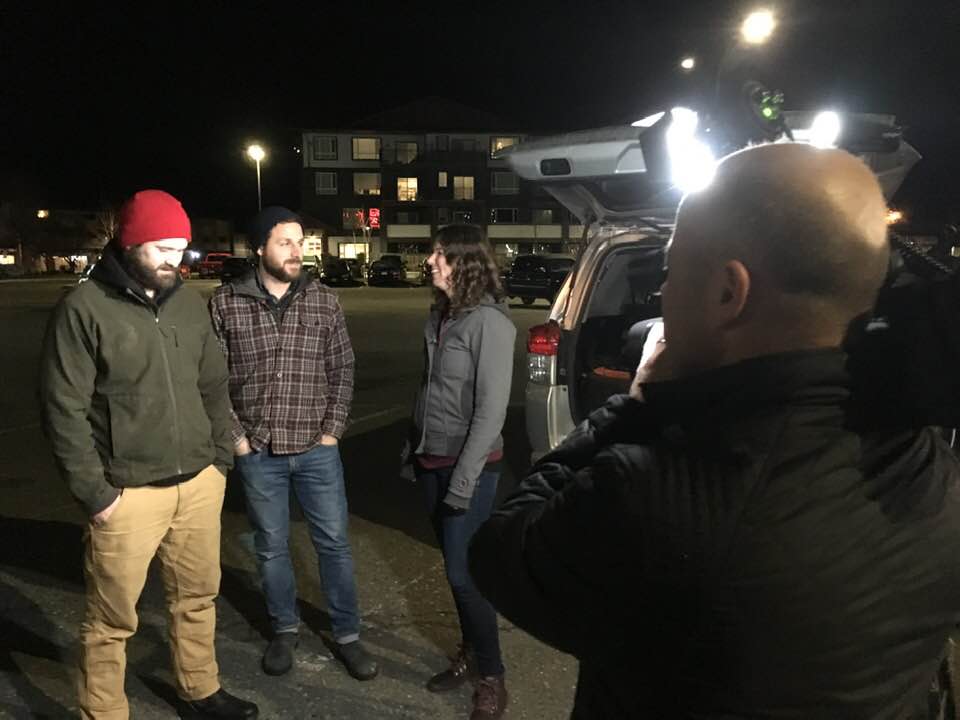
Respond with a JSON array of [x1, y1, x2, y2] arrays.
[[40, 190, 259, 719]]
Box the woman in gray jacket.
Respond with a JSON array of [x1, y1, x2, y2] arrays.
[[411, 224, 515, 720]]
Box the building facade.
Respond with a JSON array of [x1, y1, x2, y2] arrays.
[[299, 101, 584, 268]]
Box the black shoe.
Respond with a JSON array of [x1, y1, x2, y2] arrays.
[[426, 644, 475, 693], [335, 640, 379, 681], [262, 632, 298, 676], [179, 689, 259, 719]]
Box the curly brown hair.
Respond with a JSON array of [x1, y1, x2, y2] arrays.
[[432, 224, 504, 315]]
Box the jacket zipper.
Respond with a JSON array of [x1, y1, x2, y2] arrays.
[[125, 288, 183, 474], [152, 299, 183, 474], [418, 313, 449, 451]]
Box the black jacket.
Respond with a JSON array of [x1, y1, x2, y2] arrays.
[[469, 350, 960, 719]]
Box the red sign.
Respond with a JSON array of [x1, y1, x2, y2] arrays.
[[368, 207, 381, 229]]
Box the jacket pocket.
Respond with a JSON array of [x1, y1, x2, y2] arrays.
[[174, 323, 206, 375], [296, 313, 326, 356], [440, 347, 473, 381], [107, 392, 174, 463]]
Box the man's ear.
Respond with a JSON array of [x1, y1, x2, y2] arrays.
[[718, 260, 750, 324]]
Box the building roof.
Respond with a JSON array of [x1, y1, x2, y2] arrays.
[[345, 97, 519, 134]]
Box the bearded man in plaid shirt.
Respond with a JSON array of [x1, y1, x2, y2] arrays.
[[210, 207, 378, 681]]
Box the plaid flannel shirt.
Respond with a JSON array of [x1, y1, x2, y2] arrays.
[[210, 276, 354, 453]]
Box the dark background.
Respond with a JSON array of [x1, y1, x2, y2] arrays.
[[2, 0, 957, 225]]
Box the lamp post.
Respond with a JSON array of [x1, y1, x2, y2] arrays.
[[246, 144, 266, 211]]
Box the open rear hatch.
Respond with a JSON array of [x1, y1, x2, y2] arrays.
[[502, 111, 923, 422]]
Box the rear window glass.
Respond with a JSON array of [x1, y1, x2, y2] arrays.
[[583, 244, 665, 321]]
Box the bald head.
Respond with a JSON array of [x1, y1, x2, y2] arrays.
[[661, 143, 890, 373], [683, 143, 888, 317]]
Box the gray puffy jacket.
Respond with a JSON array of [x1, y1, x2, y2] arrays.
[[413, 295, 516, 508]]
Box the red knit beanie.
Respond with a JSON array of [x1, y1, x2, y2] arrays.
[[117, 190, 192, 249]]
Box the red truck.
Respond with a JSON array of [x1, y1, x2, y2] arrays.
[[197, 252, 231, 278]]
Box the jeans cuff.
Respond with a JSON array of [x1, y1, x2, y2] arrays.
[[275, 624, 300, 635], [335, 632, 360, 645]]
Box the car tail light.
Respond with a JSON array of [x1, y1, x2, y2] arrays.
[[527, 321, 560, 385], [527, 321, 561, 356]]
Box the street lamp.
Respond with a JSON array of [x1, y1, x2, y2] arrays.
[[680, 56, 696, 72], [741, 9, 776, 44], [246, 143, 266, 211], [741, 9, 776, 45]]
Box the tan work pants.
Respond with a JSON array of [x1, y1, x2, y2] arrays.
[[78, 465, 226, 720]]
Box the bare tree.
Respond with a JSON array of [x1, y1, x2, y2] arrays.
[[91, 209, 118, 248]]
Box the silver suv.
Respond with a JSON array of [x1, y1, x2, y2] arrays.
[[502, 111, 921, 459]]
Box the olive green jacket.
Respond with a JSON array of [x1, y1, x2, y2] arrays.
[[40, 246, 233, 515]]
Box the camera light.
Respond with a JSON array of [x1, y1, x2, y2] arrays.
[[809, 111, 842, 149], [666, 107, 716, 193]]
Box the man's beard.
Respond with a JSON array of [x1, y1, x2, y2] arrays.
[[261, 254, 302, 283], [123, 248, 178, 291]]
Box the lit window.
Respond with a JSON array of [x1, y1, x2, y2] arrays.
[[491, 171, 519, 195], [353, 172, 381, 196], [339, 242, 369, 260], [438, 171, 448, 188], [315, 172, 338, 196], [490, 208, 518, 224], [397, 177, 418, 202], [352, 137, 380, 160], [490, 136, 520, 158], [453, 176, 474, 200], [532, 208, 554, 224], [395, 142, 418, 164], [313, 136, 338, 161]]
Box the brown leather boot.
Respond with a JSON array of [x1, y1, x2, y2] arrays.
[[470, 675, 508, 719], [426, 644, 475, 692]]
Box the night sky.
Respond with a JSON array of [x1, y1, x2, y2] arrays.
[[2, 0, 958, 226]]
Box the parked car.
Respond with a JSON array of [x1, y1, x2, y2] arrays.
[[178, 263, 192, 280], [344, 258, 366, 282], [420, 258, 433, 286], [198, 252, 231, 278], [219, 256, 253, 284], [500, 111, 921, 461], [503, 254, 574, 305], [0, 265, 26, 279], [313, 255, 354, 286], [367, 254, 407, 286]]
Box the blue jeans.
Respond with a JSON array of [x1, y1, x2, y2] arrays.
[[417, 465, 505, 677], [236, 444, 360, 642]]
